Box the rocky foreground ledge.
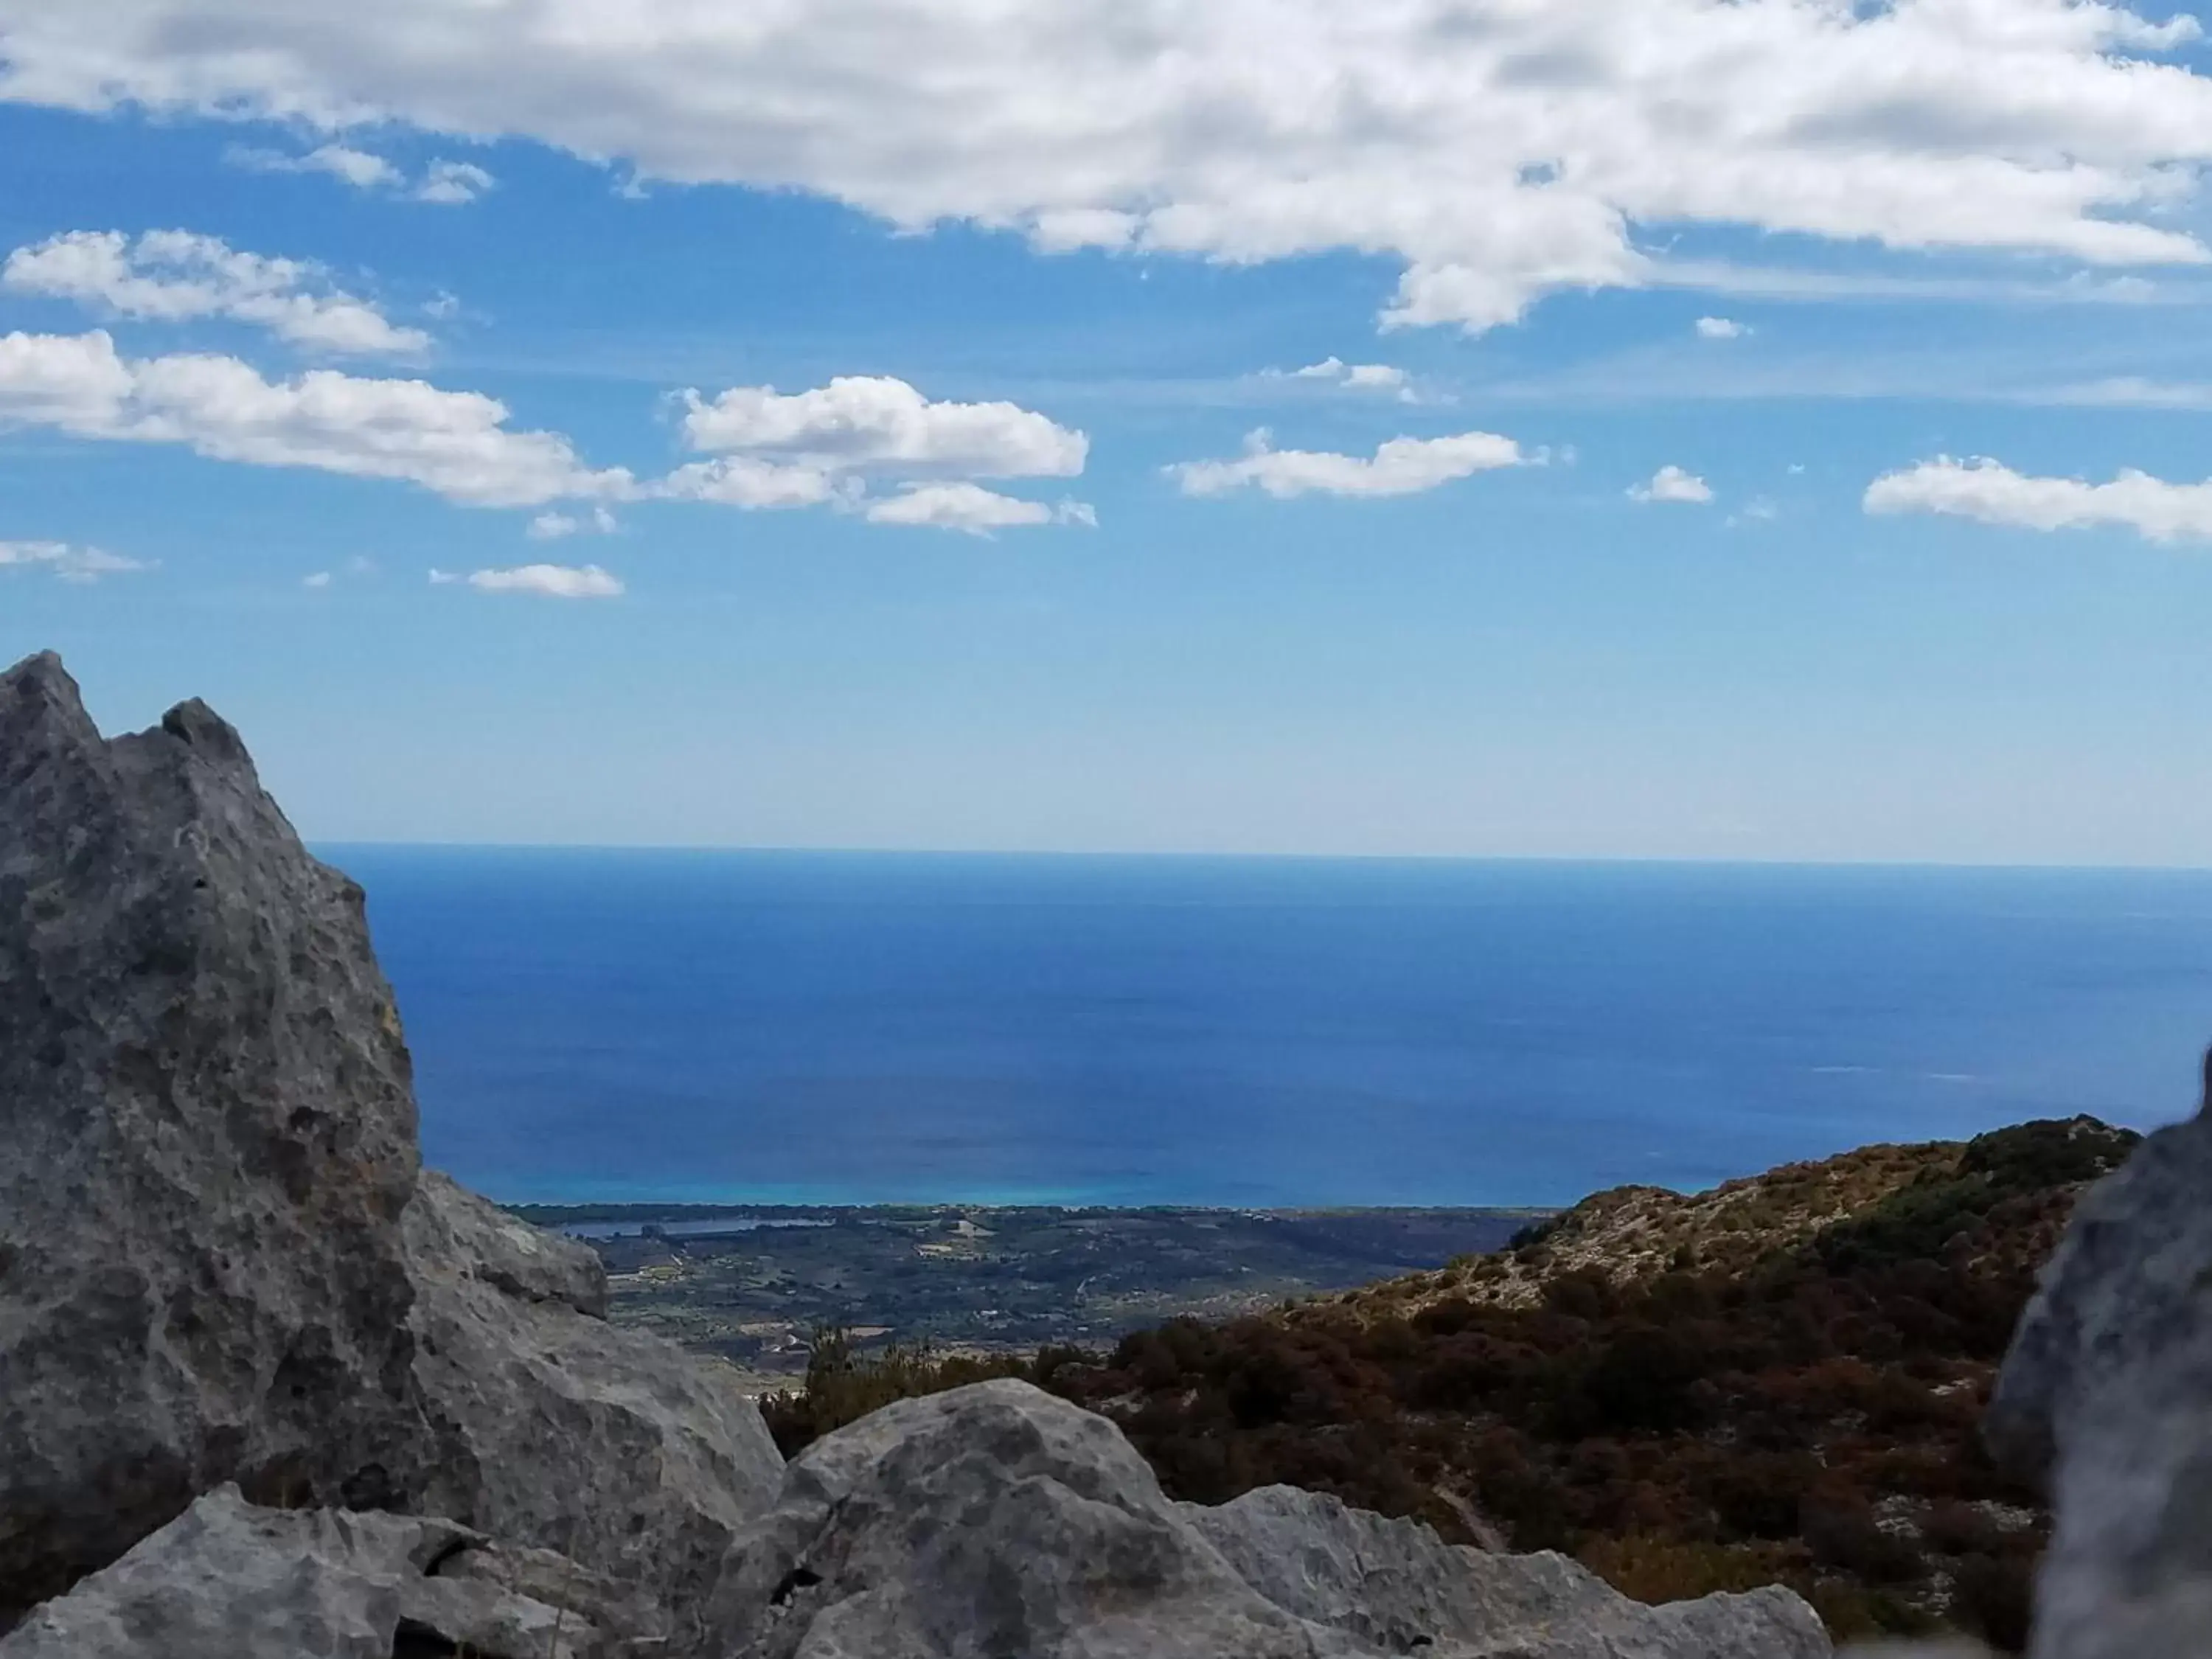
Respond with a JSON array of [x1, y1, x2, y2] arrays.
[[0, 649, 2196, 1659]]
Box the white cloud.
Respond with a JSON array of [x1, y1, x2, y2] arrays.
[[655, 456, 849, 509], [681, 375, 1085, 477], [2, 230, 428, 356], [459, 563, 625, 598], [0, 538, 150, 582], [0, 329, 629, 507], [9, 1, 2212, 330], [1630, 464, 1714, 504], [302, 569, 334, 588], [1169, 428, 1529, 499], [229, 145, 495, 205], [1287, 358, 1410, 394], [862, 482, 1095, 534], [229, 142, 402, 191], [417, 160, 495, 205], [1865, 456, 2212, 543], [1694, 316, 1747, 340], [527, 504, 619, 539]]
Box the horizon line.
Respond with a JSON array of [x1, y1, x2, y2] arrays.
[[308, 840, 2212, 876]]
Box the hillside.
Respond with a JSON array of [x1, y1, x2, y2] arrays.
[[765, 1116, 2140, 1650]]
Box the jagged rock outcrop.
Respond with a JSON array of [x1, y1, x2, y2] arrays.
[[0, 653, 782, 1634], [708, 1378, 1832, 1658], [0, 1484, 658, 1659], [0, 652, 429, 1619], [1983, 1058, 2212, 1659]]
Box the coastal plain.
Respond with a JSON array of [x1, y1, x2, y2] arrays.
[[510, 1203, 1546, 1385]]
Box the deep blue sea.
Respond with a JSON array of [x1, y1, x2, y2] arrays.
[[324, 849, 2212, 1208]]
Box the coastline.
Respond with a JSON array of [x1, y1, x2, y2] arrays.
[[523, 1200, 1550, 1390]]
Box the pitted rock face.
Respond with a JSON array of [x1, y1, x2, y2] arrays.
[[0, 654, 784, 1640], [0, 652, 428, 1620]]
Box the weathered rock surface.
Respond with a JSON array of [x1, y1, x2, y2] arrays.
[[0, 653, 781, 1635], [1985, 1060, 2212, 1659], [1189, 1481, 1832, 1659], [403, 1169, 786, 1635], [708, 1378, 1831, 1658], [0, 652, 428, 1618], [0, 1484, 655, 1659]]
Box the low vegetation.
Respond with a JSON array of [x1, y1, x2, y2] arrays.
[[761, 1117, 2138, 1651]]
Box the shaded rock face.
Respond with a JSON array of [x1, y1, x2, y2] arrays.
[[1985, 1061, 2212, 1659], [403, 1169, 785, 1632], [0, 653, 426, 1617], [0, 653, 783, 1635], [1189, 1483, 1831, 1659], [0, 1484, 658, 1659], [709, 1378, 1832, 1658]]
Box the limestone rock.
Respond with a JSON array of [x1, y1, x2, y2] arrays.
[[0, 653, 426, 1620], [707, 1378, 1830, 1658], [408, 1165, 608, 1315], [1189, 1481, 1832, 1658], [0, 1484, 656, 1659], [403, 1169, 785, 1635], [0, 653, 782, 1635], [1985, 1060, 2212, 1659]]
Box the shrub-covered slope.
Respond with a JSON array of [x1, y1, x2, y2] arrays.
[[766, 1116, 2138, 1649]]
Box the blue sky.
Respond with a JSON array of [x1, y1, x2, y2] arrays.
[[10, 2, 2212, 861]]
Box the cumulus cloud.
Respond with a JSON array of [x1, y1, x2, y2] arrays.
[[1169, 428, 1529, 499], [1865, 456, 2212, 543], [862, 482, 1094, 534], [7, 1, 2212, 330], [1694, 316, 1747, 340], [1630, 465, 1714, 504], [680, 375, 1085, 477], [0, 329, 627, 506], [455, 562, 625, 597], [0, 538, 150, 582], [229, 145, 495, 204], [661, 375, 1093, 531], [3, 230, 428, 356]]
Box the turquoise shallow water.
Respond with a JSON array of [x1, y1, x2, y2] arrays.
[[327, 848, 2212, 1208]]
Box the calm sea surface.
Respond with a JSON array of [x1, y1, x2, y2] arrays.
[[324, 849, 2212, 1208]]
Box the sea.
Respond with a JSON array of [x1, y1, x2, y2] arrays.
[[324, 848, 2212, 1210]]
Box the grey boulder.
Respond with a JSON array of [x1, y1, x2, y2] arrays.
[[404, 1168, 786, 1635], [0, 652, 783, 1635], [1986, 1060, 2212, 1659], [707, 1378, 1830, 1658], [0, 653, 427, 1619], [1190, 1481, 1832, 1659], [0, 1484, 655, 1659]]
